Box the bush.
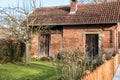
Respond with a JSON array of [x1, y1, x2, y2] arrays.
[[39, 57, 49, 61], [92, 55, 104, 70], [102, 48, 115, 60], [30, 56, 38, 61], [53, 50, 106, 80], [53, 50, 86, 80], [39, 56, 53, 61], [0, 39, 25, 63]]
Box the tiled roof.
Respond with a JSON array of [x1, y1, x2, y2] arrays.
[[29, 1, 120, 25]]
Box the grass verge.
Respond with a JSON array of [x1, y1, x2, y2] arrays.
[[0, 61, 57, 80]]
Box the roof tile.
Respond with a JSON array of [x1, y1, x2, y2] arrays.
[[29, 1, 120, 25]]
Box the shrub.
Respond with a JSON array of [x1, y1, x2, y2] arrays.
[[53, 50, 87, 80], [39, 57, 49, 61], [53, 50, 107, 80], [92, 55, 104, 70], [30, 56, 38, 61], [102, 48, 115, 60], [0, 39, 25, 63], [39, 56, 53, 61], [105, 52, 113, 60]]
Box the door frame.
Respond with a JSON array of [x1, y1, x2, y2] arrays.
[[38, 34, 51, 57], [83, 32, 101, 59]]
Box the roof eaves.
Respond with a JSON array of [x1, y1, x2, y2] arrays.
[[29, 22, 118, 26]]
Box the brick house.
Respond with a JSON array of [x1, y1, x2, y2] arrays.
[[29, 0, 120, 58]]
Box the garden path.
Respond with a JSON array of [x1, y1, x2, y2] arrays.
[[113, 65, 120, 80]]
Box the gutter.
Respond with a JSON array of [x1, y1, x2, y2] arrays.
[[29, 22, 117, 26]]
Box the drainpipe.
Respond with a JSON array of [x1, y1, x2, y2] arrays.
[[114, 27, 117, 52], [114, 23, 118, 53]]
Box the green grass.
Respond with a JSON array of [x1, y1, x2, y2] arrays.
[[0, 61, 58, 80]]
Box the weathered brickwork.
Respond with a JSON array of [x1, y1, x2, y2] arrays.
[[116, 22, 120, 52], [30, 24, 120, 57], [50, 34, 62, 57], [62, 25, 116, 53], [30, 34, 39, 56], [30, 33, 62, 57], [29, 1, 120, 57]]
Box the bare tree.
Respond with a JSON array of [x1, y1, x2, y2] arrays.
[[0, 0, 45, 65]]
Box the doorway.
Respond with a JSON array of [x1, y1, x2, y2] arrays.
[[86, 34, 99, 59], [39, 34, 50, 57]]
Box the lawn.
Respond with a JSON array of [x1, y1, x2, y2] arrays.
[[0, 61, 58, 80]]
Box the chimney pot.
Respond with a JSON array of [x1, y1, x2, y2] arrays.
[[70, 0, 78, 14]]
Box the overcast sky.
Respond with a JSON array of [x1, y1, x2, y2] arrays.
[[0, 0, 70, 8]]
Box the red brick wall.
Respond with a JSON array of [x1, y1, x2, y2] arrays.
[[50, 34, 62, 57], [62, 25, 116, 53], [63, 26, 84, 51], [30, 33, 62, 57], [30, 24, 118, 57], [116, 22, 120, 52], [30, 34, 39, 56]]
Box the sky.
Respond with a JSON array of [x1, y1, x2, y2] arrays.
[[0, 0, 70, 8]]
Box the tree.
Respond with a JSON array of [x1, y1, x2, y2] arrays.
[[0, 0, 44, 65]]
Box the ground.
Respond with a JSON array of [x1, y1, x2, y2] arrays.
[[0, 61, 57, 80]]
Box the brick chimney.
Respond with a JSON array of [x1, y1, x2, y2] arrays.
[[70, 0, 78, 14]]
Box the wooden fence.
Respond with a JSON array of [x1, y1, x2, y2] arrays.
[[81, 54, 119, 80]]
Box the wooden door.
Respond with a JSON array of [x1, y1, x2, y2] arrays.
[[86, 34, 99, 59], [39, 34, 50, 57]]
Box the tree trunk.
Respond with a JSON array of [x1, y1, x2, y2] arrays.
[[25, 41, 29, 65]]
